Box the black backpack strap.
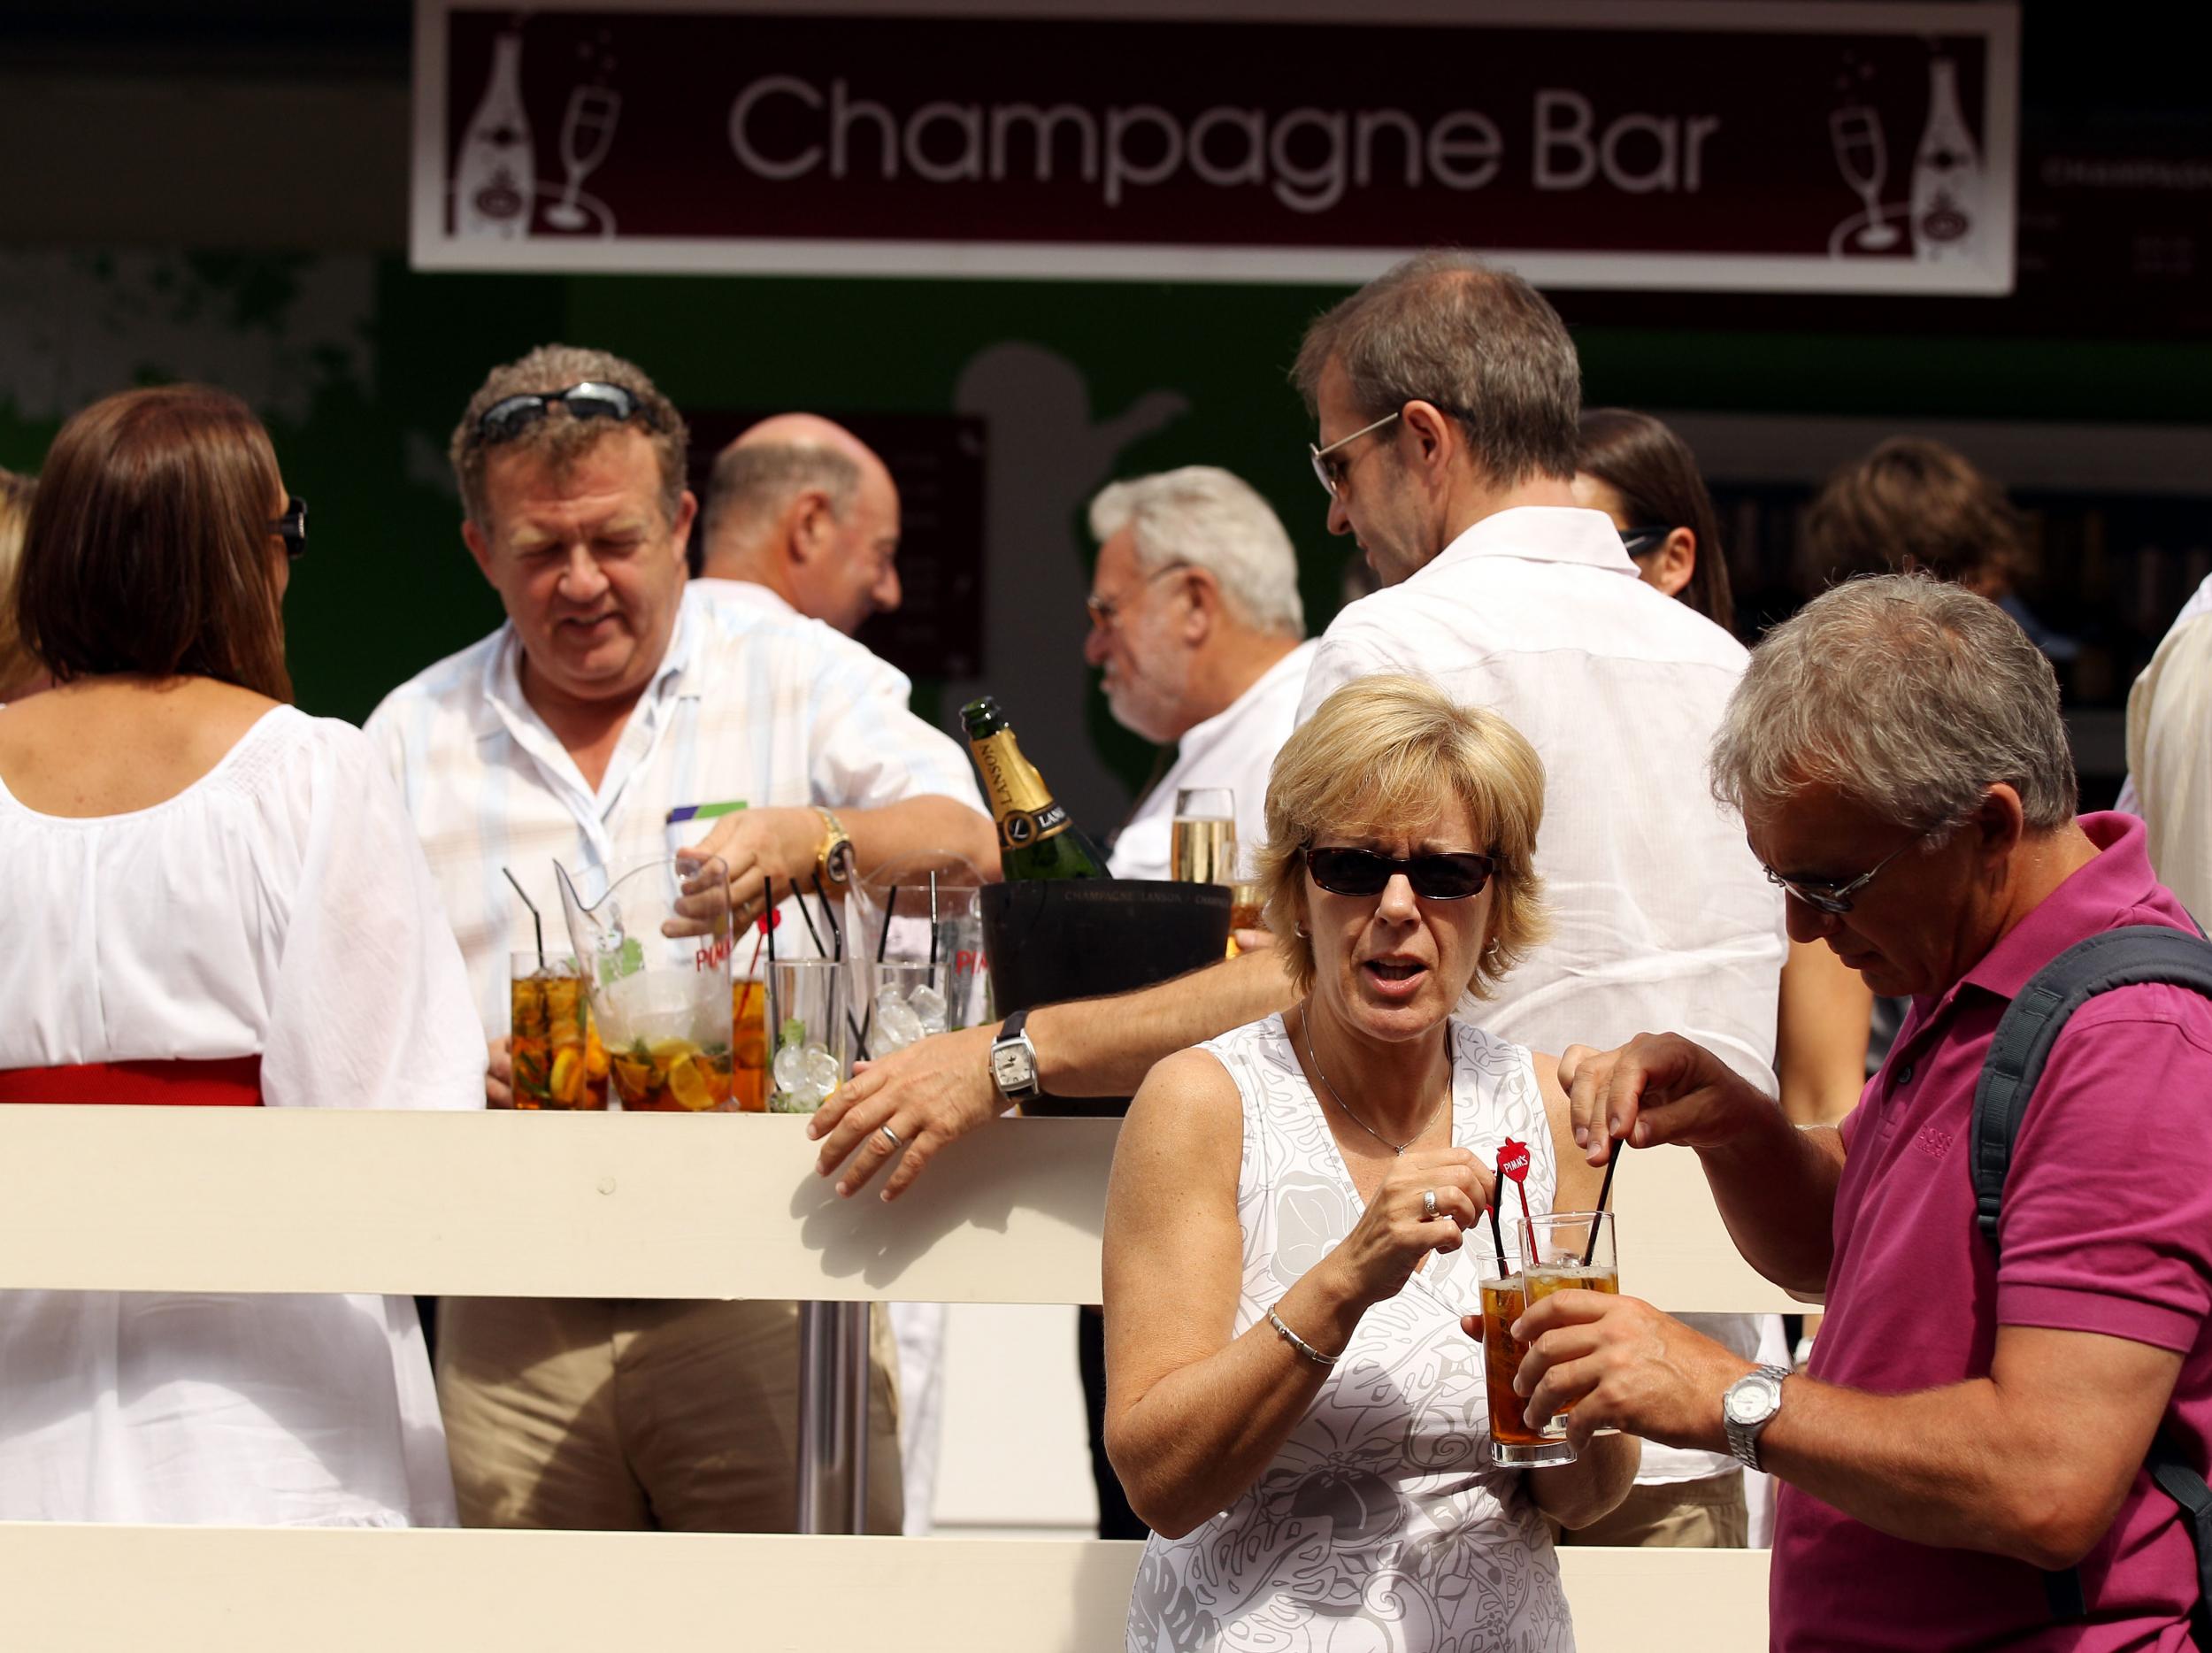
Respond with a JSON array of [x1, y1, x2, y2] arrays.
[[1969, 923, 2212, 1627], [2148, 1438, 2212, 1649], [1971, 925, 2212, 1257]]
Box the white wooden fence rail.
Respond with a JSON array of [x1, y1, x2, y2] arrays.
[[0, 1109, 1780, 1649]]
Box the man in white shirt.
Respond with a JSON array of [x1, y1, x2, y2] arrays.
[[692, 412, 901, 635], [819, 255, 1785, 1541], [1085, 466, 1316, 884], [365, 344, 996, 1534]]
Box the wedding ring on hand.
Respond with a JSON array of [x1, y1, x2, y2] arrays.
[[1421, 1188, 1439, 1220], [879, 1124, 903, 1151]]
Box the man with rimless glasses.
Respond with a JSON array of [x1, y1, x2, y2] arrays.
[[363, 344, 995, 1534], [1520, 577, 2212, 1650]]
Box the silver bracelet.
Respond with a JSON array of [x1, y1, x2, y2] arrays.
[[1268, 1304, 1340, 1366]]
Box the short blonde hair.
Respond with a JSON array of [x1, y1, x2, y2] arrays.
[[1256, 675, 1548, 999]]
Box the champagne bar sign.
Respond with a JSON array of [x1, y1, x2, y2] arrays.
[[410, 0, 2020, 294]]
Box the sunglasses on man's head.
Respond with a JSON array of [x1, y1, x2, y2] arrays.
[[1304, 844, 1498, 900], [473, 381, 656, 446]]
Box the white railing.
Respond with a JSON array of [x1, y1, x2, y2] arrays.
[[0, 1110, 1779, 1649]]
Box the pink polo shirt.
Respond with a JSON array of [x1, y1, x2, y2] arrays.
[[1771, 812, 2212, 1651]]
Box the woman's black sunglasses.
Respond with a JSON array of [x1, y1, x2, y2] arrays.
[[1304, 844, 1497, 900], [270, 496, 308, 560]]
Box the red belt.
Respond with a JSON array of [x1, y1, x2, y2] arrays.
[[0, 1056, 264, 1106]]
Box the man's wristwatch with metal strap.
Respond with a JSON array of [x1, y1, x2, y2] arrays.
[[989, 1008, 1041, 1103], [1723, 1363, 1792, 1472], [812, 806, 854, 890]]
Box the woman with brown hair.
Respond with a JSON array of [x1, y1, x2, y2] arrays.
[[0, 385, 484, 1525], [0, 465, 42, 699], [1571, 406, 1736, 634]]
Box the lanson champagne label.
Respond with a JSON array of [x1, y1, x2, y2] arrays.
[[972, 732, 1071, 850]]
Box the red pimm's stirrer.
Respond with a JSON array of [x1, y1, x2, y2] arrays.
[[1496, 1137, 1535, 1238]]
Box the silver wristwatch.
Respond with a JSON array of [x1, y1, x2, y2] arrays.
[[1723, 1363, 1791, 1472], [989, 1009, 1041, 1103]]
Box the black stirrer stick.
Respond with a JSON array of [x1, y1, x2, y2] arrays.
[[875, 886, 901, 965], [503, 866, 546, 971], [810, 872, 843, 960], [788, 879, 828, 957], [1581, 1144, 1623, 1266], [927, 871, 940, 969], [1486, 1197, 1508, 1274]]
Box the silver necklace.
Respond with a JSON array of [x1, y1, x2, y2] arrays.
[[1302, 1011, 1451, 1157]]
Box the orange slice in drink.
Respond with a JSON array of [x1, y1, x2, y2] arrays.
[[550, 1048, 584, 1106], [666, 1053, 718, 1112]]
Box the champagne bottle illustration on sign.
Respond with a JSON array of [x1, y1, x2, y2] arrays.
[[455, 33, 534, 239], [1909, 57, 1982, 264]]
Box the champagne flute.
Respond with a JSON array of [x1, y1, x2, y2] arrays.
[[1829, 106, 1900, 251], [1171, 787, 1236, 887], [546, 86, 620, 232]]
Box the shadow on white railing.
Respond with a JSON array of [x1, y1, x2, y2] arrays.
[[0, 1109, 1779, 1650]]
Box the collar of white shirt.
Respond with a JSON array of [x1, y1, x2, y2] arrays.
[[691, 576, 802, 621], [476, 596, 701, 823], [1416, 505, 1642, 584]]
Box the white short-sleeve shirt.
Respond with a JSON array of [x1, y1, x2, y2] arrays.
[[365, 585, 987, 1031], [0, 705, 485, 1526], [1108, 640, 1317, 882]]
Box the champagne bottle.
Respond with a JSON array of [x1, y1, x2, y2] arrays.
[[961, 696, 1110, 881]]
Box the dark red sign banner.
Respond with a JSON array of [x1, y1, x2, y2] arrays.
[[410, 0, 2018, 294]]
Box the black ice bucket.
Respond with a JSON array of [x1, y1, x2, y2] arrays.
[[980, 878, 1233, 1116]]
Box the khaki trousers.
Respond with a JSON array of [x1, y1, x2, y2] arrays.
[[436, 1296, 902, 1533], [1554, 1468, 1748, 1548]]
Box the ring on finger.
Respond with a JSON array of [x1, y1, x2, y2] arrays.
[[1421, 1188, 1438, 1220], [879, 1124, 903, 1151]]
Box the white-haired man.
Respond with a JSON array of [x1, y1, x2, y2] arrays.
[[1520, 575, 2212, 1649], [695, 412, 901, 635], [1084, 465, 1315, 882]]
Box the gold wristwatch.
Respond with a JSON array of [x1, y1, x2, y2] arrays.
[[813, 806, 855, 890]]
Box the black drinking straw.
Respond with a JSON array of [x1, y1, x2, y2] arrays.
[[810, 872, 843, 961], [502, 866, 546, 970], [876, 886, 901, 965], [1581, 1145, 1623, 1266], [762, 878, 778, 967], [927, 870, 941, 969], [788, 878, 828, 957], [1486, 1198, 1509, 1274]]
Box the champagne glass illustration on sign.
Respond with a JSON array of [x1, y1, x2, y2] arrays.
[[1828, 105, 1901, 252], [546, 86, 621, 232], [454, 33, 534, 240]]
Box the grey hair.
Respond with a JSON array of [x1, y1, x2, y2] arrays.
[[1711, 573, 2078, 835], [1087, 466, 1305, 638], [1292, 250, 1581, 488], [703, 441, 863, 550]]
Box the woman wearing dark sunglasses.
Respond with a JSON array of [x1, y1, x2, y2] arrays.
[[1107, 675, 1631, 1652], [0, 384, 484, 1526]]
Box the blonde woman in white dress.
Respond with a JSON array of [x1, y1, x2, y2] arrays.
[[0, 384, 483, 1526], [1106, 676, 1635, 1652]]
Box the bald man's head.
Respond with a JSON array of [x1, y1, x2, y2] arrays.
[[701, 414, 901, 634]]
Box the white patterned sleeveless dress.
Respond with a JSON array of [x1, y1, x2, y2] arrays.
[[1125, 1012, 1574, 1653]]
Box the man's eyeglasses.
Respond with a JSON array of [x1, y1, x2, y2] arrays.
[[473, 381, 658, 447], [1620, 526, 1675, 557], [1763, 833, 1924, 916], [1085, 561, 1190, 628], [1304, 843, 1498, 901], [1309, 410, 1402, 498], [270, 496, 308, 561]]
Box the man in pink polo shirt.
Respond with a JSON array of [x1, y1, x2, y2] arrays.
[[1511, 573, 2212, 1650]]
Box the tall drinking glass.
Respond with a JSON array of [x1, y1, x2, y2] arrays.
[[768, 957, 849, 1113], [1171, 786, 1237, 886], [732, 975, 769, 1112], [861, 957, 962, 1057], [1480, 1226, 1576, 1467], [1521, 1211, 1621, 1437], [509, 952, 609, 1110]]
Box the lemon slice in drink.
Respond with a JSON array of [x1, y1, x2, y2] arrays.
[[666, 1055, 719, 1111]]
